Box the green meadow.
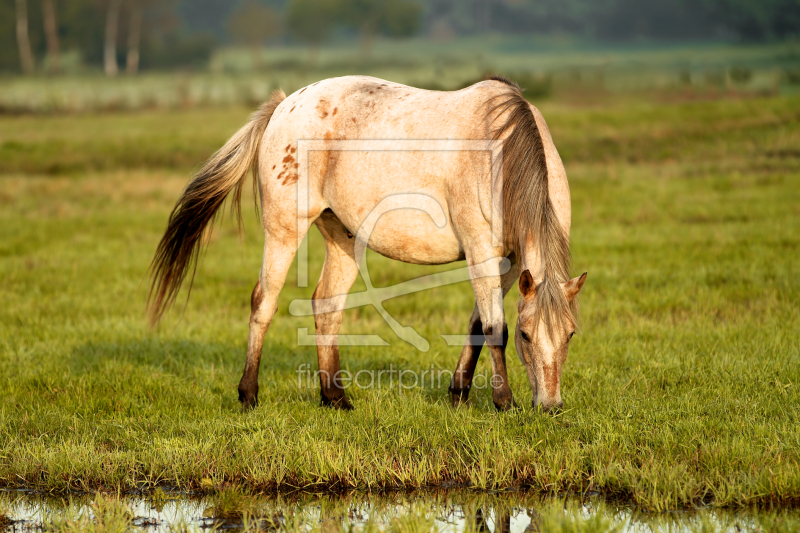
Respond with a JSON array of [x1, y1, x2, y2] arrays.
[[0, 81, 799, 515]]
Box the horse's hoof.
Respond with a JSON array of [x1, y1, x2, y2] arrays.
[[450, 392, 470, 408], [238, 387, 258, 411], [449, 385, 471, 408], [321, 394, 353, 411], [494, 397, 518, 412], [451, 396, 469, 408], [239, 397, 258, 411]]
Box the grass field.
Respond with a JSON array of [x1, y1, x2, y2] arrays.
[[0, 85, 799, 515]]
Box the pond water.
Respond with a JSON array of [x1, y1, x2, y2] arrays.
[[1, 488, 797, 532]]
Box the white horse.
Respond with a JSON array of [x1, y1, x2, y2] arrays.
[[149, 75, 587, 412]]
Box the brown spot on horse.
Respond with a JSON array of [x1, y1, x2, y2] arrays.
[[250, 279, 263, 312], [317, 98, 331, 119], [281, 172, 299, 186]]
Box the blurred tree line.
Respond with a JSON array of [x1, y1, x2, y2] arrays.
[[2, 0, 215, 74], [190, 0, 800, 44], [422, 0, 800, 42], [2, 0, 799, 74]]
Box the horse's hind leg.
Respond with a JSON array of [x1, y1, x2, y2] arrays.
[[238, 228, 310, 410], [312, 211, 360, 410]]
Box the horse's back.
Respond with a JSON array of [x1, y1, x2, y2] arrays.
[[258, 76, 567, 266], [271, 75, 503, 139]]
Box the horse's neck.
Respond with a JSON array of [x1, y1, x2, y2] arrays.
[[520, 235, 544, 282]]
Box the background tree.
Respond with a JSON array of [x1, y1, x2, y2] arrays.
[[104, 0, 123, 76], [337, 0, 422, 55], [15, 0, 35, 74], [178, 0, 239, 42], [286, 0, 339, 58], [693, 0, 800, 41], [56, 0, 105, 68], [41, 0, 60, 72], [126, 0, 143, 73], [477, 0, 492, 32], [137, 0, 216, 71], [226, 0, 281, 68]]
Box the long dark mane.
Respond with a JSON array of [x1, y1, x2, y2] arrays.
[[487, 76, 577, 337]]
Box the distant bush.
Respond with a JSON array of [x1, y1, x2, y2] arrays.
[[728, 66, 752, 84], [140, 34, 216, 71], [704, 70, 726, 87], [513, 72, 553, 99], [458, 72, 552, 99], [782, 68, 800, 85]]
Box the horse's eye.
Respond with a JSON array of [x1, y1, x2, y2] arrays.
[[569, 332, 575, 339], [521, 331, 530, 342]]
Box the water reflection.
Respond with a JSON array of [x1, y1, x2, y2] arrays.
[[0, 488, 797, 532]]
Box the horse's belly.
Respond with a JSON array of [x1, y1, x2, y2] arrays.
[[319, 151, 468, 265], [333, 205, 464, 265], [367, 211, 463, 264]]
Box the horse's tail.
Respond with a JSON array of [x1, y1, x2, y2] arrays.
[[147, 89, 286, 326]]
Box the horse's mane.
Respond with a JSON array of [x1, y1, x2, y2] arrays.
[[487, 75, 577, 338]]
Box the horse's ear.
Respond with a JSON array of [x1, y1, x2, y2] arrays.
[[519, 270, 535, 298], [563, 272, 588, 302]]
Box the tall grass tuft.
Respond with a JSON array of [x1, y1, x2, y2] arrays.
[[534, 500, 625, 533], [43, 495, 136, 533]]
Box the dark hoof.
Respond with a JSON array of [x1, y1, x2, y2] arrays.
[[534, 401, 564, 414], [238, 387, 258, 411], [451, 394, 470, 408], [449, 386, 471, 408], [321, 393, 353, 411], [494, 397, 518, 412]]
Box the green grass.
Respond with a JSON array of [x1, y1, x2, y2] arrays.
[[0, 91, 799, 512], [41, 494, 137, 533], [0, 107, 251, 174]]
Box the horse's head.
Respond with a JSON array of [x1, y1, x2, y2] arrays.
[[514, 269, 587, 412]]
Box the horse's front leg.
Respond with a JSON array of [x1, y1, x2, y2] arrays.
[[312, 212, 360, 410], [450, 258, 519, 407]]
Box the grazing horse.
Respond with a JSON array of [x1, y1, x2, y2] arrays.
[[148, 75, 587, 412]]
